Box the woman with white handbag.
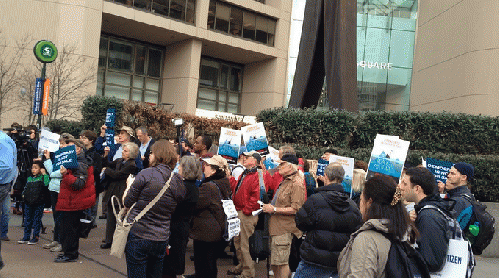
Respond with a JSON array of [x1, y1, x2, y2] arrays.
[[122, 140, 187, 277]]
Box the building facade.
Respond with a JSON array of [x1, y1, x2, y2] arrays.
[[0, 0, 291, 129]]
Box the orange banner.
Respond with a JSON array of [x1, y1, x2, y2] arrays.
[[42, 78, 50, 116]]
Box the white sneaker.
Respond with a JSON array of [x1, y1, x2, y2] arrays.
[[269, 270, 274, 276], [50, 244, 62, 252], [43, 241, 59, 249]]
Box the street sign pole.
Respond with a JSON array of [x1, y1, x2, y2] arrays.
[[33, 40, 57, 130]]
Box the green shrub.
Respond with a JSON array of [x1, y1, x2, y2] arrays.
[[81, 96, 124, 132], [46, 119, 84, 137]]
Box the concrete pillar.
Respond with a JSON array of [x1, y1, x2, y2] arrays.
[[161, 39, 202, 115]]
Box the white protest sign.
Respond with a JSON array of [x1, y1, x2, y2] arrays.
[[38, 129, 60, 152], [241, 122, 269, 155], [218, 127, 242, 164], [367, 134, 410, 180], [329, 155, 355, 194]]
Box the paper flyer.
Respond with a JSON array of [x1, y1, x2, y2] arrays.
[[241, 122, 269, 155], [426, 158, 454, 184], [329, 155, 355, 193], [38, 129, 60, 153], [218, 127, 242, 164], [367, 134, 410, 181]]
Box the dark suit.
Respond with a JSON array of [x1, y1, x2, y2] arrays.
[[141, 138, 155, 169], [102, 158, 137, 244]]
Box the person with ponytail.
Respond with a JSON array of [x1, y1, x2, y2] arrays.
[[338, 175, 418, 278]]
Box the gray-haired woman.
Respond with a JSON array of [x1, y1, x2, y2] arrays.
[[100, 142, 139, 249], [162, 155, 201, 278]]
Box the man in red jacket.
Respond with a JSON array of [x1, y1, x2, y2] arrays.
[[55, 139, 95, 263], [228, 151, 263, 278]]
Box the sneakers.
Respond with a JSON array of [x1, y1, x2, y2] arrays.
[[17, 239, 29, 244], [43, 241, 59, 249], [27, 238, 39, 245], [50, 244, 62, 252], [54, 255, 77, 263]]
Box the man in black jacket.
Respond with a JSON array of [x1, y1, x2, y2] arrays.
[[399, 167, 456, 272], [295, 163, 361, 277], [135, 126, 155, 169], [445, 162, 474, 229]]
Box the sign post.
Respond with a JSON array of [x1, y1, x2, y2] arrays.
[[33, 40, 58, 129]]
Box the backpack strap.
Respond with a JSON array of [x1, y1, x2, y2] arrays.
[[420, 205, 463, 239], [257, 169, 266, 201]]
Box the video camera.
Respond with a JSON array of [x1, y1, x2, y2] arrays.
[[3, 125, 32, 150]]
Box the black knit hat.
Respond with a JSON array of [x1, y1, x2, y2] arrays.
[[453, 162, 474, 182], [281, 154, 299, 165]]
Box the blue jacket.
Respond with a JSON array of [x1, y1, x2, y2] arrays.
[[0, 131, 17, 184]]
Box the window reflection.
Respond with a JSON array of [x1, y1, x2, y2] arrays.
[[107, 0, 195, 24]]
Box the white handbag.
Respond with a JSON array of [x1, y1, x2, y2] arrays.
[[110, 175, 173, 258]]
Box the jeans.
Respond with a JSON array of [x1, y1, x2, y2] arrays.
[[0, 182, 11, 264], [125, 232, 168, 278], [0, 192, 10, 238], [294, 261, 339, 278], [22, 203, 44, 240]]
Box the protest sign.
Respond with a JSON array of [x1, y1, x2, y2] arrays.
[[38, 129, 60, 153], [218, 127, 242, 164], [426, 157, 454, 183], [264, 146, 280, 170], [105, 128, 116, 150], [316, 158, 329, 177], [367, 134, 410, 181], [241, 122, 269, 155], [105, 108, 117, 128], [329, 155, 355, 194], [54, 145, 79, 170]]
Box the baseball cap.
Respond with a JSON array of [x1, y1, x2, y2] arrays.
[[243, 150, 262, 163], [203, 155, 229, 170]]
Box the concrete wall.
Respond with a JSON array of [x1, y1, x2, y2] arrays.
[[481, 202, 499, 258], [411, 0, 499, 116]]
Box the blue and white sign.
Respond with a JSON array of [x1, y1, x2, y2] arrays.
[[426, 158, 454, 184], [105, 108, 116, 128], [32, 78, 43, 115], [54, 145, 79, 170], [105, 128, 116, 150]]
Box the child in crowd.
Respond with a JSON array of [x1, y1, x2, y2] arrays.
[[18, 161, 49, 245]]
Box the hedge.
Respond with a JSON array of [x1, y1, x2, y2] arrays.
[[81, 96, 124, 132], [278, 143, 499, 202], [257, 108, 499, 155], [46, 119, 84, 137]]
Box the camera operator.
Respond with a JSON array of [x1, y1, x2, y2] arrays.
[[6, 123, 38, 215]]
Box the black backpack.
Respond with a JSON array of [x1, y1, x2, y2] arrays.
[[462, 194, 495, 255], [381, 233, 431, 278]]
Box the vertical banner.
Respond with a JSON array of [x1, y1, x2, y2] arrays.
[[218, 127, 242, 164], [105, 108, 117, 128], [241, 122, 269, 155], [33, 78, 43, 115], [367, 134, 410, 182], [42, 78, 50, 116]]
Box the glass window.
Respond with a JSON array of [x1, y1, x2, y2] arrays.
[[198, 58, 242, 113], [186, 0, 196, 23], [133, 0, 149, 10], [99, 38, 108, 67], [148, 49, 162, 77], [230, 7, 243, 37], [108, 41, 133, 71], [135, 45, 146, 75], [152, 0, 169, 17], [170, 0, 186, 21], [200, 60, 219, 87], [243, 12, 256, 40], [267, 20, 276, 47], [215, 3, 230, 32], [98, 35, 163, 105], [255, 16, 268, 44], [208, 1, 216, 29]]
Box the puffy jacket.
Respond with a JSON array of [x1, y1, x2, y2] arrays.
[[296, 183, 362, 269], [415, 194, 456, 272], [190, 172, 231, 242], [124, 164, 186, 242], [56, 152, 96, 211], [230, 168, 261, 215], [23, 175, 49, 206], [44, 159, 62, 193]]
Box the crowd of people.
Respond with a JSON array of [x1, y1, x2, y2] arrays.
[[0, 121, 486, 278]]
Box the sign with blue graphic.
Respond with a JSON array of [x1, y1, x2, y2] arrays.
[[316, 158, 329, 177], [367, 134, 410, 181], [218, 127, 241, 164], [33, 78, 43, 115], [105, 128, 116, 150], [426, 157, 454, 184], [54, 145, 78, 170], [105, 108, 116, 128]]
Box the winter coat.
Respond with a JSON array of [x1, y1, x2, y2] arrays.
[[190, 172, 231, 242], [338, 219, 392, 278], [446, 186, 473, 227], [124, 164, 186, 242], [102, 158, 137, 204], [415, 194, 456, 272], [44, 159, 62, 193], [230, 168, 261, 215], [296, 183, 362, 269], [23, 175, 49, 206], [56, 152, 96, 211]]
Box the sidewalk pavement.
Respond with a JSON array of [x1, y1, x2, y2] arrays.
[[1, 212, 499, 278]]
